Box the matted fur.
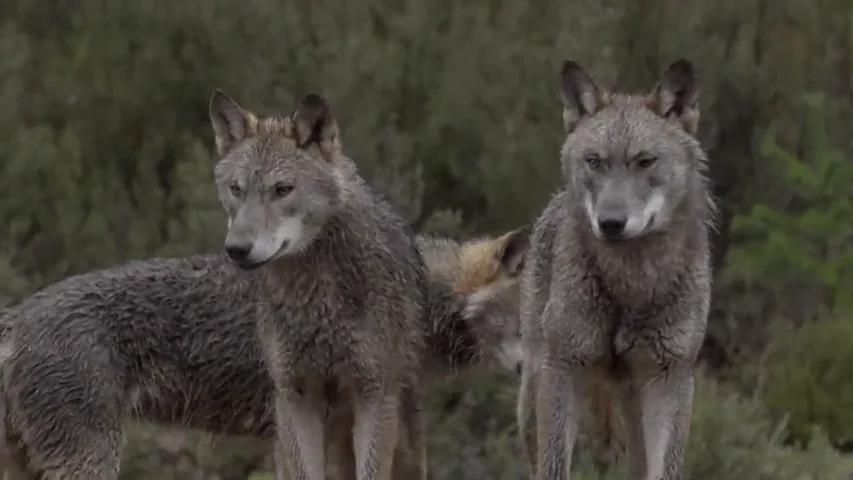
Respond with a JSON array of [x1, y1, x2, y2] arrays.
[[518, 58, 716, 480], [210, 90, 428, 480]]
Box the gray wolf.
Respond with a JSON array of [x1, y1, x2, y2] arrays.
[[517, 58, 715, 480], [208, 89, 469, 480], [0, 106, 527, 480]]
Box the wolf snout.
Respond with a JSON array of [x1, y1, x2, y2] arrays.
[[596, 216, 627, 238], [224, 243, 252, 262]]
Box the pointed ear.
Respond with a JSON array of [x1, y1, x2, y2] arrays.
[[494, 225, 531, 277], [648, 59, 700, 135], [291, 94, 341, 163], [209, 89, 257, 156], [560, 60, 609, 132]]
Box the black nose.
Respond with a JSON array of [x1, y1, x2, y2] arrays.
[[225, 244, 251, 262], [597, 217, 626, 237]]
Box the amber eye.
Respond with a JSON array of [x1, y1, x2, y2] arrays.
[[584, 154, 602, 169], [635, 155, 658, 169], [229, 183, 242, 197], [273, 184, 295, 198]]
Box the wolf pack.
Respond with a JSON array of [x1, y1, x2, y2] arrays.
[[0, 58, 715, 480]]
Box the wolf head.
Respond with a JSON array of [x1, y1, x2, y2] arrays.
[[559, 59, 707, 242], [208, 90, 343, 269], [419, 226, 530, 375]]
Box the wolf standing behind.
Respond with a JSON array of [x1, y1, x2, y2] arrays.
[[210, 90, 429, 480], [517, 58, 715, 480]]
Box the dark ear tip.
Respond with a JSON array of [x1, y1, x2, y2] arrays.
[[514, 224, 532, 240], [209, 89, 233, 108], [300, 93, 330, 112], [499, 224, 532, 261], [665, 59, 696, 79], [560, 59, 585, 77]]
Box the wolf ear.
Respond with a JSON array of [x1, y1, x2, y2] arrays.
[[494, 225, 531, 277], [560, 60, 609, 133], [291, 93, 341, 163], [648, 59, 700, 135], [209, 89, 257, 156]]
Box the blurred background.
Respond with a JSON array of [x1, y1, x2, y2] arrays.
[[1, 0, 852, 478]]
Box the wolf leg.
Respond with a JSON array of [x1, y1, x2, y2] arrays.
[[535, 359, 581, 480], [517, 362, 539, 478], [273, 389, 325, 480], [622, 370, 693, 480], [391, 386, 426, 480], [328, 387, 424, 480], [4, 383, 123, 479], [351, 383, 400, 480]]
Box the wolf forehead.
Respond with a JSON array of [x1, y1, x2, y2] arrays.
[[564, 95, 690, 156], [218, 118, 312, 166]]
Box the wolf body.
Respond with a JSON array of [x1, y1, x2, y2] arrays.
[[517, 59, 715, 480]]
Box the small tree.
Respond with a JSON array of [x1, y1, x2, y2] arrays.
[[726, 92, 853, 315]]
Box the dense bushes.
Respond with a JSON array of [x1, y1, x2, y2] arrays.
[[762, 316, 853, 450]]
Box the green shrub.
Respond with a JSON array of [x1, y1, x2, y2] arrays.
[[762, 316, 853, 450], [421, 373, 843, 480]]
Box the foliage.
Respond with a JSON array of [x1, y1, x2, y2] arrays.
[[726, 93, 853, 315], [762, 316, 853, 450]]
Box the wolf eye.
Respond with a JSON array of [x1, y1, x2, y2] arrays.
[[635, 154, 658, 169], [584, 154, 602, 169], [273, 184, 295, 198], [228, 183, 242, 196]]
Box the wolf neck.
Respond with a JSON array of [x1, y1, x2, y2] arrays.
[[571, 189, 710, 301]]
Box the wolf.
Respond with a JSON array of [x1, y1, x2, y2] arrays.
[[208, 89, 454, 480], [416, 228, 528, 377], [0, 117, 527, 480], [517, 58, 715, 480]]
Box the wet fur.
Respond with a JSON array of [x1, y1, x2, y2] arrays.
[[518, 59, 715, 480], [209, 91, 431, 480]]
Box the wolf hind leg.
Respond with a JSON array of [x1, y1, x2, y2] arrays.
[[4, 380, 124, 479], [390, 386, 426, 480]]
